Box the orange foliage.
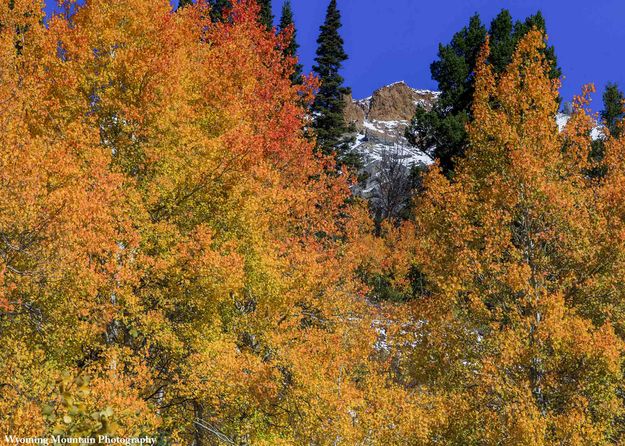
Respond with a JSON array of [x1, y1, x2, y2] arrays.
[[0, 0, 433, 443], [406, 31, 625, 443], [3, 1, 625, 444]]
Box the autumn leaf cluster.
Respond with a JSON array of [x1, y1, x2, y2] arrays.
[[3, 1, 625, 445], [359, 31, 625, 444], [0, 0, 435, 443]]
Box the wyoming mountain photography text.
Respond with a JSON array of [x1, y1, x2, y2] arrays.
[[4, 436, 156, 445]]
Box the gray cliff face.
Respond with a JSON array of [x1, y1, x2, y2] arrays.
[[344, 81, 439, 198]]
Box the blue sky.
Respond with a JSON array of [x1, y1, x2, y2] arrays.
[[44, 0, 625, 108]]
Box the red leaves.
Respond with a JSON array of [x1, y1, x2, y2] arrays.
[[0, 0, 385, 441]]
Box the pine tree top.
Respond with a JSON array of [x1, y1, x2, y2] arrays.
[[602, 82, 625, 137], [258, 0, 273, 30], [313, 0, 348, 78], [279, 0, 303, 84], [279, 0, 294, 31], [311, 0, 354, 165]]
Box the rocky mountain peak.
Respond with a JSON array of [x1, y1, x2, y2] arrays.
[[343, 81, 439, 200], [344, 81, 438, 132], [369, 81, 438, 121]]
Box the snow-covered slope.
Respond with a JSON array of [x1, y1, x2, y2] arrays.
[[556, 112, 603, 140], [344, 81, 438, 197]]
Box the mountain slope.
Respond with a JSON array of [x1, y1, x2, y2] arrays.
[[344, 81, 438, 197], [344, 83, 601, 201]]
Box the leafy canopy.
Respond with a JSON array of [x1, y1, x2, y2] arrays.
[[407, 10, 561, 176]]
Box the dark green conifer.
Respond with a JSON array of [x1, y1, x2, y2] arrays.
[[407, 10, 561, 176], [311, 0, 357, 168], [177, 0, 193, 9], [587, 82, 625, 178], [278, 0, 303, 84], [601, 82, 624, 138], [258, 0, 273, 30]]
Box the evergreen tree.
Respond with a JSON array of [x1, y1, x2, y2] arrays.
[[601, 82, 624, 138], [407, 14, 486, 176], [177, 0, 193, 9], [311, 0, 356, 168], [407, 10, 561, 176], [258, 0, 273, 30], [588, 82, 625, 178], [278, 0, 303, 84]]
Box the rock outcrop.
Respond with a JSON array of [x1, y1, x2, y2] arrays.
[[344, 81, 437, 131], [344, 81, 439, 198], [368, 81, 437, 121], [343, 93, 367, 132]]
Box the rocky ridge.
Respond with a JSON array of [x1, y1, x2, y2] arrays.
[[344, 82, 600, 200], [344, 81, 438, 196]]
